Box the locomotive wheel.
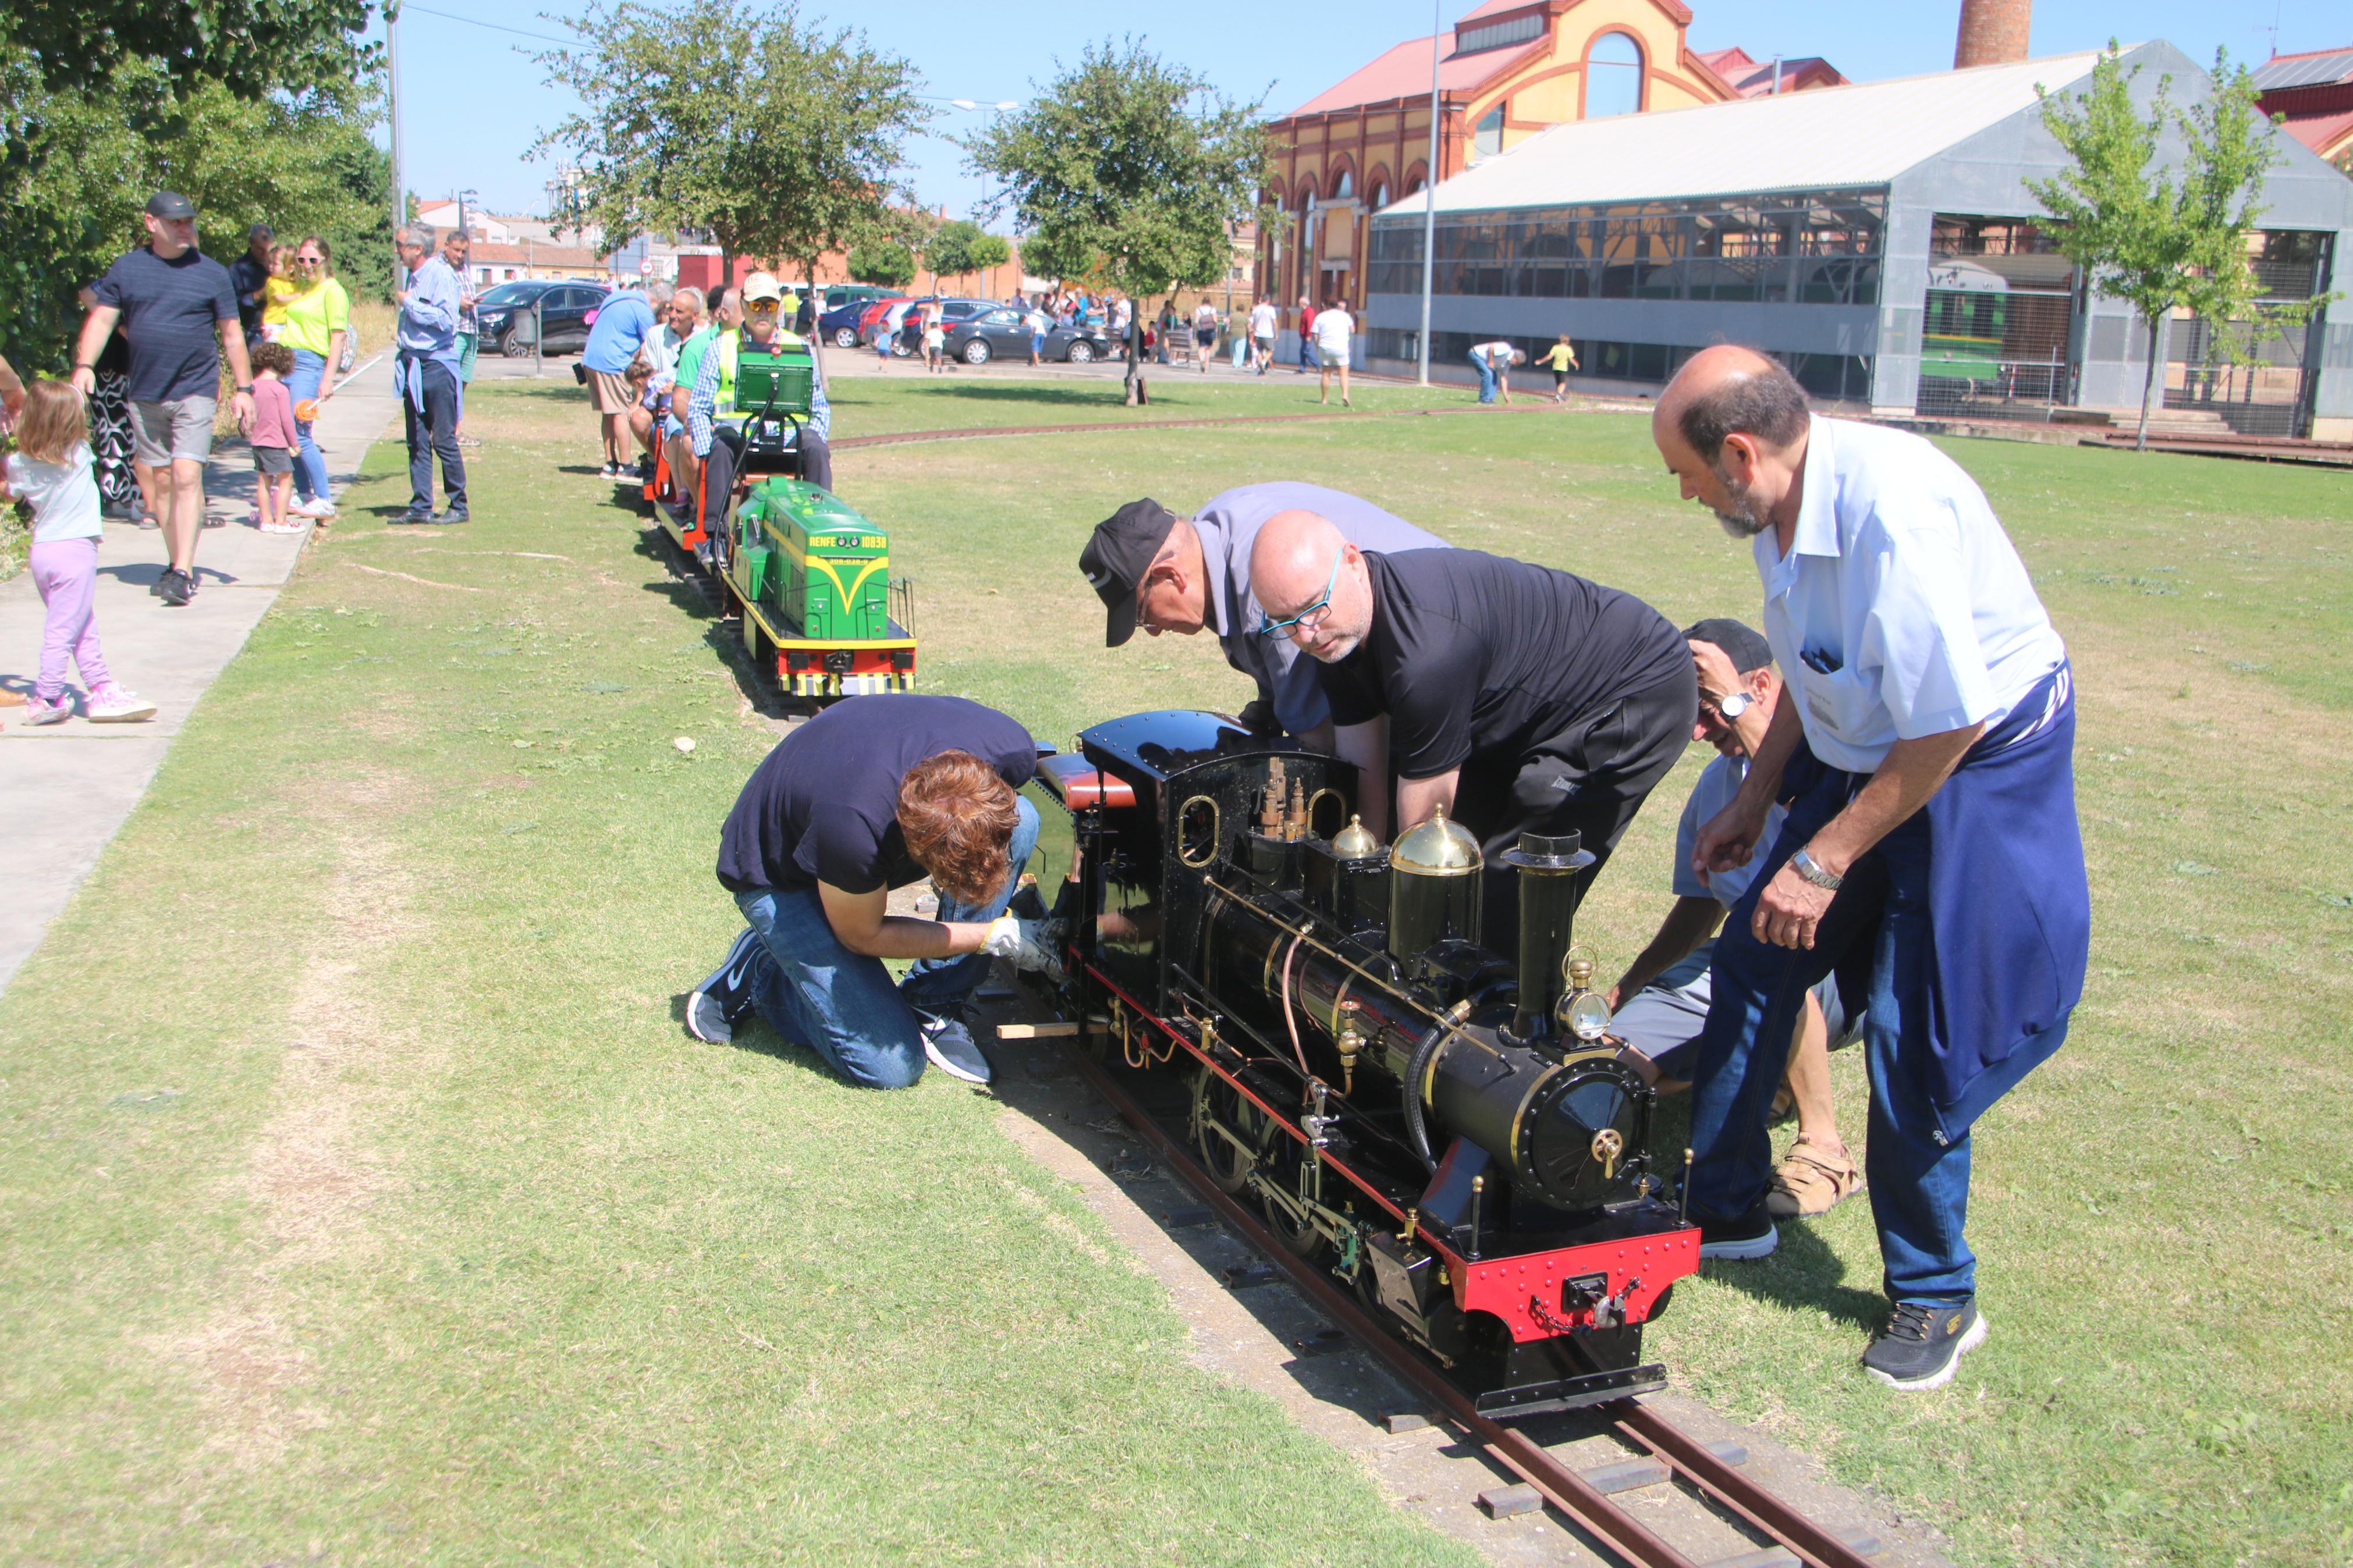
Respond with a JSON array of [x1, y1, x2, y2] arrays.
[[1257, 1139, 1329, 1261], [1193, 1066, 1272, 1196]]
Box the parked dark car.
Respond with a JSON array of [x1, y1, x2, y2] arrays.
[[819, 293, 904, 349], [942, 307, 1116, 365], [478, 279, 611, 357], [860, 297, 992, 353]]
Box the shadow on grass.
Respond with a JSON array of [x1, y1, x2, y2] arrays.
[[832, 382, 1131, 412]]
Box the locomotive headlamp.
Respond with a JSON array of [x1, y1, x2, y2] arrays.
[[1565, 990, 1613, 1043]]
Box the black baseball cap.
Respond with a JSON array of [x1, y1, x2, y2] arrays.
[[144, 191, 196, 220], [1683, 617, 1774, 673], [1079, 499, 1179, 647]]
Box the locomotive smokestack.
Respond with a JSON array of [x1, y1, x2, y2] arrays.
[[1499, 830, 1595, 1041], [1954, 0, 2031, 69]]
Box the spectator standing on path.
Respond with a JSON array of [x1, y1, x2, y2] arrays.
[[1314, 299, 1354, 408], [72, 190, 255, 609], [277, 234, 349, 521], [1536, 335, 1579, 403], [391, 222, 467, 526], [1248, 296, 1277, 375], [1155, 301, 1177, 365], [247, 342, 302, 535], [0, 371, 158, 726], [75, 285, 146, 522], [1193, 298, 1219, 372], [582, 279, 664, 478], [1294, 294, 1317, 374], [1470, 340, 1522, 404], [228, 222, 274, 351], [445, 229, 482, 449], [1024, 301, 1048, 367]]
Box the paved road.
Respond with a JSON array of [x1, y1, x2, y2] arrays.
[[0, 356, 400, 995]]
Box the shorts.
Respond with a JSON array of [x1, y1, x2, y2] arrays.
[[1614, 968, 1858, 1081], [253, 444, 294, 475], [1553, 369, 1568, 387], [1030, 334, 1046, 354], [1253, 335, 1273, 353], [130, 397, 217, 465], [457, 330, 479, 385], [588, 368, 636, 413]]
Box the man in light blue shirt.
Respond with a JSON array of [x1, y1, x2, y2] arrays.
[[392, 223, 465, 524], [1652, 345, 2086, 1393], [1076, 482, 1445, 742], [583, 282, 665, 478]]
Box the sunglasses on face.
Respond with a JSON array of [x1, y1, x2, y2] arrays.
[[1257, 544, 1346, 638]]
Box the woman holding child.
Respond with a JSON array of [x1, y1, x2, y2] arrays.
[[276, 235, 349, 521]]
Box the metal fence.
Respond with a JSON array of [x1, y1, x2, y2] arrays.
[[2164, 317, 2313, 438], [1914, 354, 2070, 421]]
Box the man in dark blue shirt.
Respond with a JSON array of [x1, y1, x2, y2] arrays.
[[228, 222, 275, 350], [72, 191, 254, 608], [687, 695, 1057, 1087]]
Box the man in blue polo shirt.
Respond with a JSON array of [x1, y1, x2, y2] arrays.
[[1652, 345, 2087, 1393], [583, 280, 666, 478]]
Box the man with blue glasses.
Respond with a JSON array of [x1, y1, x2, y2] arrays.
[[1078, 487, 1445, 742], [1249, 510, 1695, 950]]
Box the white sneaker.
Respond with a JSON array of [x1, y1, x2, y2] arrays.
[[86, 684, 157, 723], [294, 496, 335, 517]]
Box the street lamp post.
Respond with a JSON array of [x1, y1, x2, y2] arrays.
[[1417, 0, 1440, 386]]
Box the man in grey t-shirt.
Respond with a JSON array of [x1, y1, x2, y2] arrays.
[[1078, 482, 1445, 742]]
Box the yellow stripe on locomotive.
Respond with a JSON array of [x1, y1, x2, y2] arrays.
[[726, 477, 917, 699]]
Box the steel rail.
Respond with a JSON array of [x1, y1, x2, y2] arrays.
[[1064, 1045, 1874, 1568]]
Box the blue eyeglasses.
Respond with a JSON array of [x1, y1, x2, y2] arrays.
[[1257, 545, 1346, 638]]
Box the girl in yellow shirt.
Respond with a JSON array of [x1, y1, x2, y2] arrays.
[[261, 246, 303, 342]]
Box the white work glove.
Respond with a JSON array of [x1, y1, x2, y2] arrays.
[[982, 915, 1063, 979]]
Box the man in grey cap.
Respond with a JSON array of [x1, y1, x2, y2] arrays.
[[73, 191, 254, 607], [1078, 483, 1444, 744]]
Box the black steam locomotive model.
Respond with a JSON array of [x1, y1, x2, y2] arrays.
[[1034, 710, 1699, 1417]]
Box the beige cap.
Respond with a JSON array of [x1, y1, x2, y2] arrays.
[[741, 271, 785, 304]]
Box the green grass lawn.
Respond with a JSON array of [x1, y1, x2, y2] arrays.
[[2, 378, 2347, 1565]]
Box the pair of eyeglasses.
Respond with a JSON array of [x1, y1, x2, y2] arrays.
[[1257, 544, 1346, 638], [296, 257, 323, 266]]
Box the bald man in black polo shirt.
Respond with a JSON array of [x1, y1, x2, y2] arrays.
[[1251, 511, 1695, 944]]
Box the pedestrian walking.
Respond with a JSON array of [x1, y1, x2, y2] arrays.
[[1193, 298, 1219, 373], [72, 190, 256, 609], [1314, 298, 1354, 407], [0, 371, 157, 726], [922, 305, 946, 373], [1294, 294, 1318, 374], [1536, 335, 1579, 403], [277, 234, 349, 521], [1155, 302, 1176, 365], [1248, 296, 1276, 375], [391, 222, 467, 525]]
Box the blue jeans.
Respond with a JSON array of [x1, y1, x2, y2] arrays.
[[288, 349, 331, 502], [1685, 790, 1976, 1306], [729, 794, 1039, 1089], [1472, 353, 1498, 402]]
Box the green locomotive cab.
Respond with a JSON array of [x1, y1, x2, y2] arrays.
[[726, 478, 916, 700]]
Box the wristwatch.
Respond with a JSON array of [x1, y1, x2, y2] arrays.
[[236, 382, 254, 393], [1790, 847, 1844, 891], [1717, 690, 1752, 720]]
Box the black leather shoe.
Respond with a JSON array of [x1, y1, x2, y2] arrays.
[[391, 507, 433, 526], [430, 507, 470, 525]]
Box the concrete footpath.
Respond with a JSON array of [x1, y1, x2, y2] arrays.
[[0, 355, 402, 995]]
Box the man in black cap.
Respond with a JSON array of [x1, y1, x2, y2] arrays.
[[229, 222, 275, 351], [1603, 618, 1864, 1221], [1078, 485, 1443, 743], [73, 192, 254, 608]]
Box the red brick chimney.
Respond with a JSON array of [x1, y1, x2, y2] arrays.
[[1954, 0, 2031, 69]]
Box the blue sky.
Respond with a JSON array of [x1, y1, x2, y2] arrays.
[[385, 0, 2347, 225]]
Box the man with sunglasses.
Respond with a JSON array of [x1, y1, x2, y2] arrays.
[[1078, 486, 1444, 743], [684, 272, 831, 566], [1250, 510, 1695, 949]]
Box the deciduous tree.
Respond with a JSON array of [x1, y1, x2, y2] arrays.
[[537, 0, 925, 305], [2030, 46, 2323, 449], [0, 0, 380, 95], [964, 41, 1264, 402], [928, 220, 1012, 296]]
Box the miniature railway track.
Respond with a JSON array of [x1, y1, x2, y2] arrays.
[[1064, 1045, 1877, 1568]]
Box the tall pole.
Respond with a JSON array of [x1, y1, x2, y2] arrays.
[[386, 7, 404, 253], [1417, 0, 1440, 386]]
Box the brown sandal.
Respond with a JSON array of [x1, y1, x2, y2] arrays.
[[1766, 1137, 1862, 1218]]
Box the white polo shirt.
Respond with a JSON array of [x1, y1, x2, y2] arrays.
[[1755, 415, 2065, 775]]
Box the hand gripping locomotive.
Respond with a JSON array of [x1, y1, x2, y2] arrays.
[[1032, 711, 1701, 1417]]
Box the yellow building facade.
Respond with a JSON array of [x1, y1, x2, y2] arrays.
[[1262, 0, 1833, 314]]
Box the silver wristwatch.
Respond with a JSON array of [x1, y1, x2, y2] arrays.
[[1790, 847, 1844, 890], [1717, 690, 1752, 720]]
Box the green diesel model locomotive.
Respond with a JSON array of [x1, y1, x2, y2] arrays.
[[723, 477, 916, 699]]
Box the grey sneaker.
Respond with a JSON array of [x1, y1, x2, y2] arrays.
[[917, 1008, 992, 1085], [1862, 1300, 1989, 1391], [1697, 1200, 1779, 1260], [686, 993, 733, 1045]]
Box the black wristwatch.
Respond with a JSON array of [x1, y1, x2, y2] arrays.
[[236, 383, 254, 393]]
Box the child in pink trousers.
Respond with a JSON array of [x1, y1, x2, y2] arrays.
[[1, 376, 157, 725]]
